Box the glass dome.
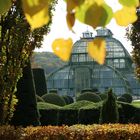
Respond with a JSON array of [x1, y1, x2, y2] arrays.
[[47, 28, 140, 97]]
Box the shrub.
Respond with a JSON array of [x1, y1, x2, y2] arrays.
[[49, 89, 58, 94], [121, 93, 133, 103], [117, 101, 140, 123], [76, 92, 101, 103], [99, 93, 108, 100], [62, 95, 74, 105], [39, 109, 59, 126], [78, 108, 100, 124], [41, 93, 66, 106], [99, 89, 119, 124], [64, 100, 95, 109], [58, 109, 78, 126], [117, 97, 127, 102], [37, 102, 61, 110], [36, 95, 44, 102], [81, 88, 99, 94]]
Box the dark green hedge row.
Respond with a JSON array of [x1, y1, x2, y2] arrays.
[[39, 102, 140, 126]]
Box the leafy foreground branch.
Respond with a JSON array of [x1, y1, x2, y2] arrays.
[[0, 124, 140, 140]]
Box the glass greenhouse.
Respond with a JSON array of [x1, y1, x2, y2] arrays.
[[47, 28, 140, 97]]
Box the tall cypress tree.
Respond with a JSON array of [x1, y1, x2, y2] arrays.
[[99, 89, 119, 124]]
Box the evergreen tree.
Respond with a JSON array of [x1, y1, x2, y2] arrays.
[[99, 89, 119, 124]]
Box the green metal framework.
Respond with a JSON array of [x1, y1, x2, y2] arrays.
[[47, 28, 140, 96]]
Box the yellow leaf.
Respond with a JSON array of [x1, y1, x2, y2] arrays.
[[0, 0, 11, 14], [114, 6, 137, 26], [22, 0, 50, 30], [66, 12, 75, 30], [87, 38, 106, 65], [52, 38, 73, 61], [76, 1, 113, 29], [66, 0, 85, 12]]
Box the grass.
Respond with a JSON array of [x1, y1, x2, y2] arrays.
[[131, 100, 140, 108]]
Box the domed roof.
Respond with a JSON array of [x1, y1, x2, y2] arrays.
[[70, 28, 132, 66]]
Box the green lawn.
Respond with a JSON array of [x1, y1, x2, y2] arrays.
[[131, 100, 140, 108]]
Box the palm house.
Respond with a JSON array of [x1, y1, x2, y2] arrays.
[[47, 28, 140, 97]]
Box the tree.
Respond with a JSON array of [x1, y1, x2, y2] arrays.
[[99, 89, 119, 124], [0, 0, 56, 125], [127, 7, 140, 80]]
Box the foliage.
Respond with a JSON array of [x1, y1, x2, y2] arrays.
[[49, 89, 58, 94], [37, 102, 61, 110], [31, 52, 66, 76], [1, 0, 139, 65], [121, 93, 133, 103], [52, 38, 73, 61], [76, 92, 101, 103], [63, 100, 96, 109], [39, 109, 59, 126], [99, 93, 108, 100], [41, 93, 66, 106], [117, 101, 140, 123], [36, 95, 44, 102], [117, 96, 127, 102], [0, 124, 140, 140], [58, 109, 78, 126], [61, 95, 74, 105], [81, 88, 99, 94], [99, 89, 119, 124], [127, 8, 140, 79], [0, 0, 56, 125]]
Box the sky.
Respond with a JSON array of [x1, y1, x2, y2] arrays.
[[35, 0, 133, 54]]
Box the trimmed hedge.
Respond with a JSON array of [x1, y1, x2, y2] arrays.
[[117, 101, 140, 123], [76, 92, 101, 102], [99, 93, 108, 100], [121, 93, 133, 103], [117, 97, 127, 102], [41, 93, 66, 106], [39, 109, 58, 125], [63, 100, 96, 109], [37, 102, 61, 110], [62, 95, 74, 105], [58, 109, 78, 126], [78, 108, 100, 124], [99, 89, 119, 124], [36, 95, 44, 102], [81, 88, 99, 94], [1, 124, 140, 140]]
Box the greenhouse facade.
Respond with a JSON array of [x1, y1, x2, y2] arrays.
[[47, 28, 140, 97]]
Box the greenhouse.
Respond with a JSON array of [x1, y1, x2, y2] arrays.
[[47, 28, 140, 97]]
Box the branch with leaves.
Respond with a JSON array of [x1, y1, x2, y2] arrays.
[[0, 0, 139, 64]]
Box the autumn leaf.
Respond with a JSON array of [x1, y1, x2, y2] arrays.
[[22, 0, 50, 30], [66, 12, 75, 30], [66, 0, 85, 12], [76, 1, 113, 29], [52, 38, 73, 61], [119, 0, 139, 7], [114, 6, 137, 26], [87, 38, 106, 65], [0, 0, 11, 14]]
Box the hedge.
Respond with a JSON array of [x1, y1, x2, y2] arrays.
[[76, 92, 101, 102], [39, 109, 59, 126], [117, 101, 140, 123], [0, 124, 140, 140], [41, 93, 66, 106], [78, 108, 100, 124], [58, 109, 78, 126]]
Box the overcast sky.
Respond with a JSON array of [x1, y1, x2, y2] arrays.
[[35, 0, 133, 54]]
